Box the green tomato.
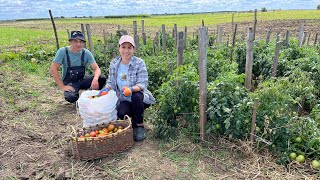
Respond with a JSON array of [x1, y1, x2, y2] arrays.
[[289, 152, 297, 160], [215, 124, 221, 130], [311, 160, 320, 169], [295, 155, 305, 163], [295, 137, 302, 143]]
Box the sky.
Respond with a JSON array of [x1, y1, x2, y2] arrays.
[[0, 0, 319, 21]]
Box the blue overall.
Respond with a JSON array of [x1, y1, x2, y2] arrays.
[[63, 47, 106, 103]]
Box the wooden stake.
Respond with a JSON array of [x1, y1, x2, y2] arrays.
[[253, 9, 257, 41], [85, 24, 93, 53], [161, 24, 166, 52], [48, 10, 59, 50], [177, 32, 184, 66], [230, 23, 238, 62], [81, 24, 86, 48], [250, 98, 259, 142], [198, 27, 207, 141], [245, 27, 254, 91], [271, 41, 281, 77]]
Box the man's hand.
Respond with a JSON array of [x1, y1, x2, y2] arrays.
[[90, 78, 99, 90], [98, 87, 109, 96], [62, 85, 75, 92]]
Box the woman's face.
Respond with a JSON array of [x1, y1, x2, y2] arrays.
[[119, 42, 134, 60], [70, 39, 85, 52]]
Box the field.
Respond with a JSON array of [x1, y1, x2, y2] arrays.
[[1, 10, 320, 179]]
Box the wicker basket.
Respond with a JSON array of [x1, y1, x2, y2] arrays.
[[70, 115, 133, 160]]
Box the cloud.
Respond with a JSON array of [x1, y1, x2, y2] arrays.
[[0, 0, 318, 20]]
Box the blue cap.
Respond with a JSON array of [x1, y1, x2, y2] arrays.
[[69, 31, 86, 42]]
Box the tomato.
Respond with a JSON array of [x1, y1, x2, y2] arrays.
[[311, 160, 320, 169], [90, 131, 97, 137], [295, 155, 305, 163], [289, 152, 297, 160], [100, 91, 108, 96], [295, 137, 302, 143]]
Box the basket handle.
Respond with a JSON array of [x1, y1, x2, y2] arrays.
[[70, 125, 77, 137], [123, 115, 132, 127]]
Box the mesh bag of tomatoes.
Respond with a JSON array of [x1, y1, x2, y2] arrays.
[[70, 115, 133, 160]]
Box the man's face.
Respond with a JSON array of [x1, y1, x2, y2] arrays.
[[70, 39, 85, 52], [119, 42, 134, 60]]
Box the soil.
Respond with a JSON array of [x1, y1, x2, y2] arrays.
[[0, 18, 319, 179]]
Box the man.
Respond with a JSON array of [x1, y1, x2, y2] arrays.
[[49, 31, 106, 103]]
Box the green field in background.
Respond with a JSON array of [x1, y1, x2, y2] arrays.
[[0, 28, 67, 47], [0, 10, 319, 48], [54, 10, 320, 27]]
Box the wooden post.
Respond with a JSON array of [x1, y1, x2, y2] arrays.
[[134, 34, 140, 52], [184, 26, 188, 48], [133, 21, 138, 35], [48, 10, 59, 50], [198, 27, 207, 141], [230, 23, 238, 62], [103, 45, 107, 70], [118, 25, 121, 30], [284, 30, 290, 47], [81, 24, 86, 48], [217, 26, 223, 44], [298, 25, 304, 47], [152, 40, 156, 54], [276, 31, 281, 42], [271, 41, 281, 77], [307, 33, 311, 45], [245, 27, 254, 91], [253, 9, 257, 40], [202, 20, 205, 27], [231, 13, 234, 31], [314, 33, 318, 45], [177, 32, 184, 66], [302, 31, 307, 46], [266, 28, 271, 44], [142, 20, 146, 45], [155, 32, 160, 49], [173, 24, 178, 46], [161, 24, 166, 52], [141, 20, 145, 34], [67, 29, 70, 38], [85, 24, 93, 53], [249, 98, 259, 142], [103, 30, 107, 45]]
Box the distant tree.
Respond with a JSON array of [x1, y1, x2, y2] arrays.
[[61, 16, 65, 18], [317, 4, 320, 10], [261, 7, 267, 12]]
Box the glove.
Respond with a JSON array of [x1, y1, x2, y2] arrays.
[[98, 87, 109, 96], [122, 86, 134, 97]]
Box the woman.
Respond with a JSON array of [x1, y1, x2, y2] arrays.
[[99, 35, 156, 141]]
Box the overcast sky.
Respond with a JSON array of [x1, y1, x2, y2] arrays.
[[0, 0, 319, 20]]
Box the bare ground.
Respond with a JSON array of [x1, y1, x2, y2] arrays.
[[0, 58, 319, 179]]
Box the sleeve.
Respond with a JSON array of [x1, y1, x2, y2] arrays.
[[106, 60, 117, 90], [52, 48, 65, 64], [85, 49, 96, 64], [135, 60, 148, 90]]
